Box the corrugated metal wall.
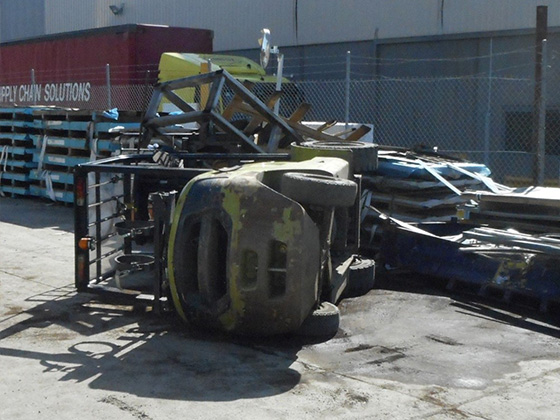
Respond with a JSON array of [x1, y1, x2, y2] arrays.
[[42, 0, 296, 51], [1, 0, 45, 42], [3, 0, 556, 50], [442, 0, 558, 34]]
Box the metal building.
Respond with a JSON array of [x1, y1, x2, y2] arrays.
[[1, 1, 558, 52], [1, 0, 558, 183], [0, 0, 557, 82]]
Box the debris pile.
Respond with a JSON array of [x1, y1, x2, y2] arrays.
[[348, 145, 560, 312], [459, 186, 560, 234], [360, 148, 505, 223]]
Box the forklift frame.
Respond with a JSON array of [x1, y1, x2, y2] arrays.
[[74, 152, 289, 311]]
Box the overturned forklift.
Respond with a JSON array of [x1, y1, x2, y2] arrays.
[[74, 70, 377, 336]]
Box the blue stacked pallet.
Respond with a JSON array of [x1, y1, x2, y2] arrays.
[[28, 108, 140, 203], [0, 108, 37, 197]]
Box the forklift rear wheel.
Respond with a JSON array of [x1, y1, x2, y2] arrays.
[[295, 302, 340, 337], [281, 172, 357, 207]]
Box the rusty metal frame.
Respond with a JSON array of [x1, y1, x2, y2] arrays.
[[140, 70, 305, 152]]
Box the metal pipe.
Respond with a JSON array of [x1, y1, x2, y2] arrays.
[[89, 247, 124, 265], [95, 172, 103, 280], [273, 53, 284, 115], [87, 176, 124, 189], [87, 195, 125, 208], [87, 215, 122, 228]]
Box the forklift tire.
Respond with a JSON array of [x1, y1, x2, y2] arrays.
[[343, 257, 376, 298], [292, 140, 378, 173], [295, 302, 340, 337], [281, 172, 357, 207]]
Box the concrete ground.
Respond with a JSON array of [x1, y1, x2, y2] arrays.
[[1, 196, 560, 419]]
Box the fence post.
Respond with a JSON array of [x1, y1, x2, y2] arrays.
[[483, 38, 493, 166], [345, 51, 351, 130], [533, 5, 547, 185], [537, 39, 548, 186], [273, 53, 284, 115], [31, 68, 36, 105], [106, 63, 112, 109]]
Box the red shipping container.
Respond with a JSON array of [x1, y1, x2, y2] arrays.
[[0, 24, 213, 109]]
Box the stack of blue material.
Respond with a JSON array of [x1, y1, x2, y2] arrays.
[[0, 106, 140, 203]]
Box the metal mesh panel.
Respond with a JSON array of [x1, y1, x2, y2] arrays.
[[286, 76, 541, 184], [0, 56, 556, 186]]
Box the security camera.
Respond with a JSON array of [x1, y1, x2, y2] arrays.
[[109, 3, 124, 15]]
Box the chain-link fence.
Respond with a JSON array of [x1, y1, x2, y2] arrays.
[[279, 45, 560, 186], [0, 63, 156, 112], [288, 76, 539, 184], [0, 47, 557, 186], [253, 74, 544, 184]]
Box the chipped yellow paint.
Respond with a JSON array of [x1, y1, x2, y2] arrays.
[[273, 207, 303, 242], [216, 184, 247, 330]]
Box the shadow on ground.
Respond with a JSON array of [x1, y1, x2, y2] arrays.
[[0, 285, 311, 401], [0, 197, 74, 232]]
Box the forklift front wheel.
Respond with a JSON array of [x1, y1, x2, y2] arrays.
[[343, 257, 376, 298]]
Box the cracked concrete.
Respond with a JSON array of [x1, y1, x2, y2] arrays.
[[1, 196, 560, 419]]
